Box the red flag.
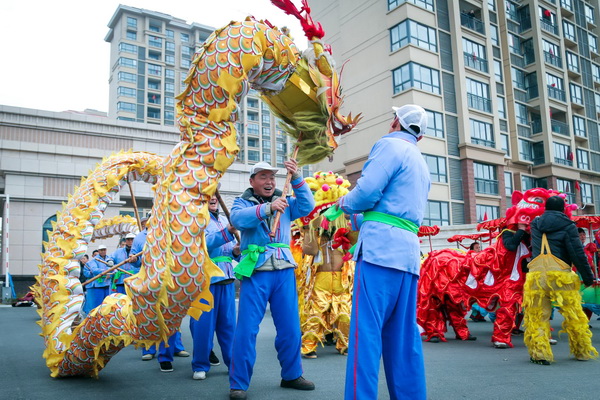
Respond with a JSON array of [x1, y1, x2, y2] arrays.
[[483, 211, 489, 221], [568, 151, 574, 161], [575, 181, 581, 191]]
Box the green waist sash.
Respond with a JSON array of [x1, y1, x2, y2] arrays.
[[211, 256, 233, 264], [234, 243, 290, 280], [363, 211, 419, 234]]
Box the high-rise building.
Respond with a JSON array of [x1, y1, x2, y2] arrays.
[[105, 5, 307, 173], [311, 0, 600, 225]]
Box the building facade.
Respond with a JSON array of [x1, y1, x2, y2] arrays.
[[311, 0, 600, 226]]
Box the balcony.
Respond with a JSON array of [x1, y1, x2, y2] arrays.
[[564, 32, 577, 48], [540, 18, 559, 35], [547, 85, 566, 102], [461, 12, 485, 34], [511, 53, 526, 68], [518, 125, 532, 138], [560, 0, 574, 15], [464, 52, 488, 72], [471, 137, 496, 148], [544, 51, 562, 68], [528, 85, 539, 100], [554, 157, 573, 167], [531, 120, 543, 134], [467, 93, 492, 113], [551, 119, 569, 136], [474, 178, 499, 195]]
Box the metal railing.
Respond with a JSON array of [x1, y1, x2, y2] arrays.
[[551, 119, 569, 136], [471, 137, 496, 148], [544, 51, 562, 68], [461, 13, 485, 34], [547, 85, 566, 101], [467, 93, 492, 112], [475, 178, 499, 195], [540, 19, 559, 35], [554, 157, 573, 166], [464, 52, 488, 72]]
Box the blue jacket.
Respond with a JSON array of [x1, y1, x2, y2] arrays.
[[206, 212, 238, 284], [231, 176, 315, 270], [339, 131, 431, 276], [83, 254, 113, 288], [110, 246, 141, 285], [131, 229, 147, 255]]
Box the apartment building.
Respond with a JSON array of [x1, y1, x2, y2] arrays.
[[311, 0, 600, 225]]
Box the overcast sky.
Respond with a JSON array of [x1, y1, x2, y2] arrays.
[[0, 0, 305, 113]]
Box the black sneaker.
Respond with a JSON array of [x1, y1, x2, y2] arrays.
[[209, 350, 220, 366], [281, 376, 315, 391], [457, 334, 477, 341], [229, 389, 247, 399], [160, 361, 173, 372], [530, 358, 550, 365]]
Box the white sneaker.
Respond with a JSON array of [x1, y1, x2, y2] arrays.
[[493, 341, 509, 349], [175, 350, 190, 357], [549, 338, 557, 345], [193, 371, 206, 380], [141, 354, 154, 361]]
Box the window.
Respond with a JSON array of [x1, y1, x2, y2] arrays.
[[515, 103, 528, 125], [519, 139, 533, 161], [512, 67, 526, 90], [573, 116, 586, 137], [166, 55, 175, 65], [556, 178, 575, 204], [494, 60, 503, 82], [542, 40, 561, 68], [117, 102, 136, 112], [119, 42, 137, 54], [539, 7, 558, 34], [126, 31, 137, 40], [181, 46, 194, 58], [165, 69, 175, 79], [501, 134, 510, 156], [508, 33, 520, 54], [577, 149, 590, 170], [149, 21, 161, 33], [262, 153, 272, 163], [148, 79, 160, 90], [166, 42, 175, 52], [474, 162, 498, 195], [522, 175, 536, 191], [470, 119, 495, 147], [118, 72, 136, 83], [466, 78, 491, 112], [262, 126, 271, 137], [488, 0, 496, 11], [490, 24, 499, 46], [589, 34, 598, 53], [118, 57, 136, 68], [117, 86, 136, 98], [149, 36, 162, 48], [180, 33, 189, 43], [497, 96, 506, 118], [596, 93, 600, 114], [423, 154, 447, 183], [262, 113, 271, 125], [569, 83, 583, 105], [247, 123, 259, 135], [247, 98, 258, 108], [148, 50, 161, 61], [147, 93, 161, 104], [248, 150, 260, 162], [585, 4, 595, 25], [247, 112, 259, 122], [247, 137, 259, 148], [505, 171, 513, 196], [423, 201, 450, 226], [164, 110, 174, 121], [127, 17, 137, 29], [553, 142, 572, 166], [476, 205, 499, 222], [166, 29, 174, 39], [262, 140, 271, 150], [463, 38, 487, 72], [546, 73, 565, 101], [148, 64, 162, 76], [392, 62, 440, 94], [387, 0, 434, 12], [147, 107, 160, 119], [565, 51, 579, 73], [593, 64, 600, 83], [181, 59, 191, 69], [426, 110, 444, 138], [563, 20, 576, 42], [390, 20, 437, 52], [561, 0, 573, 12], [581, 183, 593, 205], [165, 82, 175, 93], [165, 97, 174, 107]]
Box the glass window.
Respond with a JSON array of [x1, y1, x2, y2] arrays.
[[505, 171, 513, 196], [247, 111, 259, 121], [512, 67, 526, 90], [553, 142, 572, 166], [127, 17, 137, 29], [165, 82, 175, 93], [262, 126, 271, 137], [470, 119, 495, 147], [117, 102, 136, 112], [147, 107, 160, 119], [585, 4, 595, 25], [388, 0, 434, 12], [148, 79, 160, 90], [165, 97, 174, 107], [166, 42, 175, 52], [563, 20, 576, 42], [118, 57, 136, 68], [423, 201, 450, 226], [515, 103, 528, 125], [118, 72, 136, 83], [126, 31, 137, 40], [149, 36, 162, 48], [497, 96, 506, 118], [166, 29, 174, 39], [181, 59, 191, 69], [463, 38, 488, 72], [426, 110, 444, 138], [500, 133, 510, 156], [423, 154, 447, 183], [262, 113, 271, 125], [573, 116, 586, 137], [117, 86, 136, 98], [476, 205, 499, 222], [473, 162, 498, 195], [494, 60, 503, 82], [519, 139, 533, 161], [569, 83, 583, 105], [508, 33, 520, 54], [556, 178, 575, 204], [592, 64, 600, 83], [148, 64, 162, 76], [589, 34, 598, 53], [488, 0, 496, 12], [490, 25, 499, 46], [164, 110, 174, 121], [247, 98, 259, 108], [119, 42, 137, 54], [180, 32, 189, 43], [390, 20, 437, 52], [542, 39, 561, 67], [392, 62, 440, 94], [247, 123, 259, 135], [577, 149, 590, 170], [165, 69, 175, 79], [247, 137, 259, 148], [248, 150, 260, 162], [566, 51, 579, 73], [262, 139, 271, 150], [581, 183, 593, 205], [466, 78, 491, 113], [522, 175, 536, 191]]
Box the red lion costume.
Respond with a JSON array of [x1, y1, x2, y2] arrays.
[[417, 188, 574, 346]]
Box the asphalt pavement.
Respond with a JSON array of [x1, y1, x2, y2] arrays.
[[1, 305, 599, 400]]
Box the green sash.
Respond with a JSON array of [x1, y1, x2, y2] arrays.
[[234, 243, 290, 280], [363, 211, 419, 234], [211, 256, 233, 264]]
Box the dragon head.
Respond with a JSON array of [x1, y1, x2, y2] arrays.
[[505, 188, 577, 227], [298, 171, 350, 228]]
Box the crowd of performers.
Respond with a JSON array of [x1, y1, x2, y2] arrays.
[[77, 105, 599, 400]]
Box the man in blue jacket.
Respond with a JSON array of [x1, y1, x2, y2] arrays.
[[110, 232, 141, 294], [338, 105, 431, 400], [228, 160, 315, 400], [82, 244, 113, 313], [190, 195, 240, 381]]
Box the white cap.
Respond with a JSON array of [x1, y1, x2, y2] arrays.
[[250, 161, 278, 177], [98, 245, 107, 250], [392, 105, 427, 139], [125, 233, 136, 239]]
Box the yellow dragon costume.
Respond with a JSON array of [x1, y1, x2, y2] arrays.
[[297, 171, 356, 357], [34, 0, 359, 378]]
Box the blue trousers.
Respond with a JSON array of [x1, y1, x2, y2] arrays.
[[190, 283, 236, 372], [345, 258, 426, 400], [142, 332, 185, 360], [83, 287, 109, 313], [229, 269, 303, 391]]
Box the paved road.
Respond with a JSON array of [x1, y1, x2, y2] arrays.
[[1, 306, 599, 399]]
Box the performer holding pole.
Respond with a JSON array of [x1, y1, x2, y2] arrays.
[[81, 245, 114, 313], [337, 105, 431, 400]]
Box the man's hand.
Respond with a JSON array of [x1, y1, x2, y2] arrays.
[[227, 224, 237, 235], [271, 197, 289, 213], [127, 255, 138, 263], [233, 244, 241, 257], [283, 159, 298, 176]]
